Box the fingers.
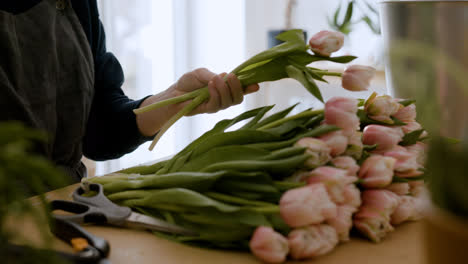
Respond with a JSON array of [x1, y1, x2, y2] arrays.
[[193, 68, 216, 84], [179, 68, 260, 115], [226, 73, 244, 105], [244, 83, 260, 94], [206, 79, 222, 113]]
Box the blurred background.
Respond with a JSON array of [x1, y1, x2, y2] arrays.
[[89, 0, 386, 176]]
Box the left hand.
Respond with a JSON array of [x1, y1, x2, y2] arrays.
[[172, 68, 259, 115]]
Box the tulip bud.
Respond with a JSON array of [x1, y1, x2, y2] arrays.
[[324, 97, 360, 137], [344, 131, 363, 160], [327, 205, 356, 242], [280, 183, 337, 227], [249, 226, 289, 263], [383, 146, 423, 178], [294, 137, 331, 169], [331, 156, 360, 176], [284, 170, 310, 183], [288, 224, 339, 260], [364, 94, 402, 124], [342, 65, 376, 91], [307, 166, 357, 204], [401, 121, 428, 138], [318, 131, 348, 157], [308, 30, 345, 57], [405, 142, 428, 166], [362, 125, 404, 152], [409, 180, 426, 196], [385, 182, 410, 195], [354, 190, 400, 242], [391, 195, 425, 225], [393, 103, 417, 122], [358, 155, 396, 188], [342, 184, 362, 208]]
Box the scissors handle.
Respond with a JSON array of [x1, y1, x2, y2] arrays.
[[52, 183, 131, 225]]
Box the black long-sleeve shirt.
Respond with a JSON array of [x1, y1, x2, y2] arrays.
[[0, 0, 151, 161]]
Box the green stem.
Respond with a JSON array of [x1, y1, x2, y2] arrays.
[[133, 89, 203, 115], [257, 109, 324, 131], [312, 69, 343, 77], [148, 88, 210, 150]]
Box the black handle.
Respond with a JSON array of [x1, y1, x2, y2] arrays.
[[51, 217, 110, 258]]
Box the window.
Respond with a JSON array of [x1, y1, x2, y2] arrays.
[[94, 0, 384, 175]]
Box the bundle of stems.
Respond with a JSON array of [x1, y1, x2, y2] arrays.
[[133, 29, 355, 150]]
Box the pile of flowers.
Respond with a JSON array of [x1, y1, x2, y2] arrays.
[[250, 94, 427, 262], [88, 29, 428, 263]]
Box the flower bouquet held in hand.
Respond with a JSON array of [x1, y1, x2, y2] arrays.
[[134, 29, 374, 150], [87, 90, 428, 263]]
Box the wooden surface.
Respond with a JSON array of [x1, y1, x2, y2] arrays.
[[18, 184, 427, 264]]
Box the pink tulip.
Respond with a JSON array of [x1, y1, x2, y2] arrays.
[[405, 142, 428, 166], [384, 145, 423, 178], [285, 170, 310, 183], [342, 184, 362, 208], [409, 180, 426, 196], [391, 195, 425, 225], [294, 137, 331, 169], [344, 131, 363, 160], [318, 131, 348, 157], [324, 97, 360, 137], [327, 205, 356, 241], [354, 190, 400, 242], [362, 125, 404, 152], [401, 121, 428, 139], [393, 103, 417, 122], [358, 155, 396, 188], [249, 226, 289, 263], [307, 166, 357, 204], [308, 30, 345, 57], [342, 65, 376, 91], [331, 156, 360, 176], [364, 94, 402, 124], [385, 183, 410, 195], [288, 224, 339, 260], [280, 183, 337, 227]]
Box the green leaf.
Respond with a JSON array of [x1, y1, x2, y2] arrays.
[[363, 144, 378, 151], [240, 105, 275, 130], [191, 130, 281, 157], [343, 1, 355, 26], [285, 65, 323, 102], [237, 56, 290, 86], [358, 109, 407, 126], [398, 99, 416, 107], [288, 51, 357, 65], [358, 98, 366, 107], [179, 145, 270, 172], [231, 29, 307, 74], [122, 188, 242, 213], [400, 129, 425, 146], [392, 175, 425, 183], [252, 103, 298, 130]]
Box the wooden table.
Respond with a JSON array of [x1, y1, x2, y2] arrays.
[[17, 184, 427, 264]]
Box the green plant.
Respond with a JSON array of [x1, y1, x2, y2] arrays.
[[329, 0, 381, 35], [0, 121, 68, 263]]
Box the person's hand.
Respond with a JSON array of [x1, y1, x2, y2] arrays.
[[137, 68, 259, 137], [171, 68, 259, 115]]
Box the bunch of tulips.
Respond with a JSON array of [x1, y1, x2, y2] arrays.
[[86, 29, 429, 263], [88, 91, 427, 263], [134, 29, 375, 150], [249, 94, 427, 263]]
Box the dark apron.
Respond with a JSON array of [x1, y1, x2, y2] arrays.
[[0, 0, 94, 182]]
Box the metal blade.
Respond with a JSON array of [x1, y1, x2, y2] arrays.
[[124, 212, 197, 236]]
